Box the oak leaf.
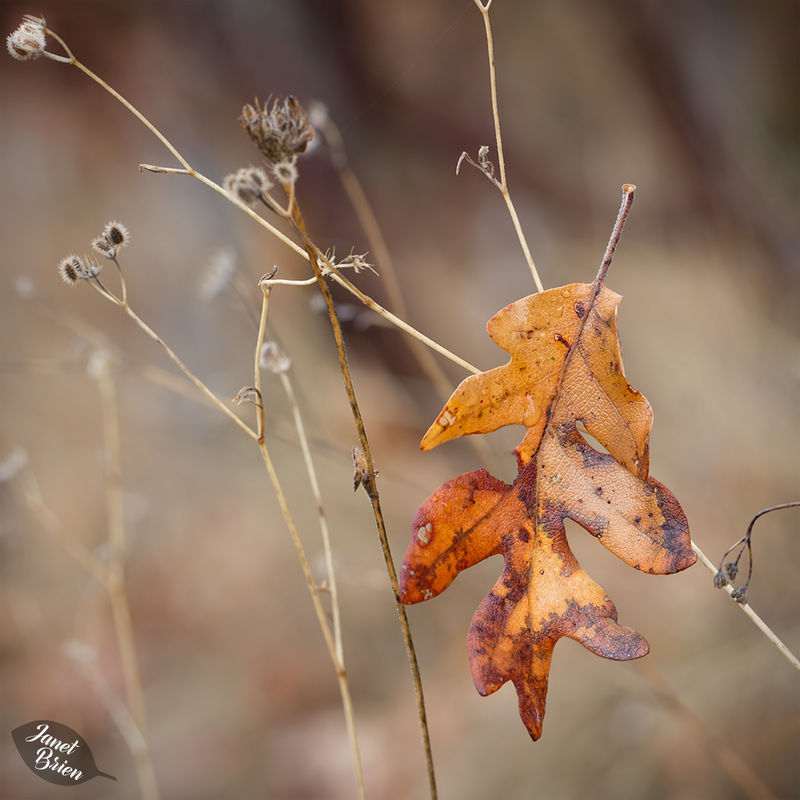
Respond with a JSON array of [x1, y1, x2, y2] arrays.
[[400, 265, 695, 740]]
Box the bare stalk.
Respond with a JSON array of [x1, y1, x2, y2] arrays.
[[278, 367, 345, 663], [692, 540, 800, 672], [254, 283, 366, 798], [288, 200, 438, 799], [121, 305, 258, 441], [93, 354, 160, 800], [474, 1, 544, 292]]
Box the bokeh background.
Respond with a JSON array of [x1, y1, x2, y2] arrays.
[[1, 1, 798, 798]]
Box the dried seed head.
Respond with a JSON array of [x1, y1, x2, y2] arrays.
[[271, 159, 298, 186], [260, 341, 291, 374], [103, 221, 130, 248], [223, 166, 273, 207], [6, 16, 46, 61], [57, 253, 101, 285], [713, 569, 728, 589], [723, 561, 739, 581], [91, 235, 116, 258], [57, 255, 83, 285], [239, 96, 314, 164]]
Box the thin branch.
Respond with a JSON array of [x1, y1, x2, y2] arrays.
[[121, 305, 258, 441], [692, 540, 800, 672], [473, 1, 543, 292]]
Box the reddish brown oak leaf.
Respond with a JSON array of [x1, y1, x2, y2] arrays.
[[400, 253, 695, 741]]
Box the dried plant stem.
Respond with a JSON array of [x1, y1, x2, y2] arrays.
[[314, 111, 459, 401], [289, 201, 438, 799], [93, 356, 160, 800], [139, 163, 478, 377], [254, 284, 366, 799], [120, 305, 257, 441], [691, 540, 800, 672], [45, 27, 189, 172], [329, 271, 479, 375], [474, 1, 544, 292], [315, 112, 501, 475], [278, 368, 345, 663], [73, 658, 153, 786]]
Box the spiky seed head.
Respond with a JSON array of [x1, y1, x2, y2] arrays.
[[91, 235, 115, 258], [223, 167, 273, 207], [240, 96, 314, 164], [103, 221, 130, 248], [713, 569, 728, 589], [58, 255, 82, 286], [6, 16, 46, 61], [271, 159, 298, 185]]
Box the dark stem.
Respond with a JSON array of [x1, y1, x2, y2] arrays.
[[289, 197, 438, 800], [593, 184, 636, 288]]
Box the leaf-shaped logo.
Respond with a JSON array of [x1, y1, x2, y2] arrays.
[[12, 720, 117, 786]]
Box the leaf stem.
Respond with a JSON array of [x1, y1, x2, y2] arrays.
[[594, 184, 636, 287]]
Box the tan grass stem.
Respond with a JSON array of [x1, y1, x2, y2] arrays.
[[289, 202, 438, 800], [93, 356, 160, 799], [255, 283, 366, 799], [691, 540, 800, 672], [474, 1, 544, 292]]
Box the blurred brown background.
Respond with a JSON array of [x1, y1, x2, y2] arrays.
[[1, 1, 798, 798]]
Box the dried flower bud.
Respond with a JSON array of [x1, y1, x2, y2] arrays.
[[260, 341, 291, 374], [731, 586, 748, 605], [713, 569, 729, 589], [6, 16, 46, 61], [240, 96, 314, 164], [723, 562, 739, 581]]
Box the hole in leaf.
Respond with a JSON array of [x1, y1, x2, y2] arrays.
[[576, 421, 610, 456]]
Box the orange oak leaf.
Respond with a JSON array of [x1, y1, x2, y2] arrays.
[[400, 190, 695, 740]]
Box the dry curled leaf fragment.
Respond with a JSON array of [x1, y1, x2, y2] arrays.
[[400, 276, 695, 740]]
